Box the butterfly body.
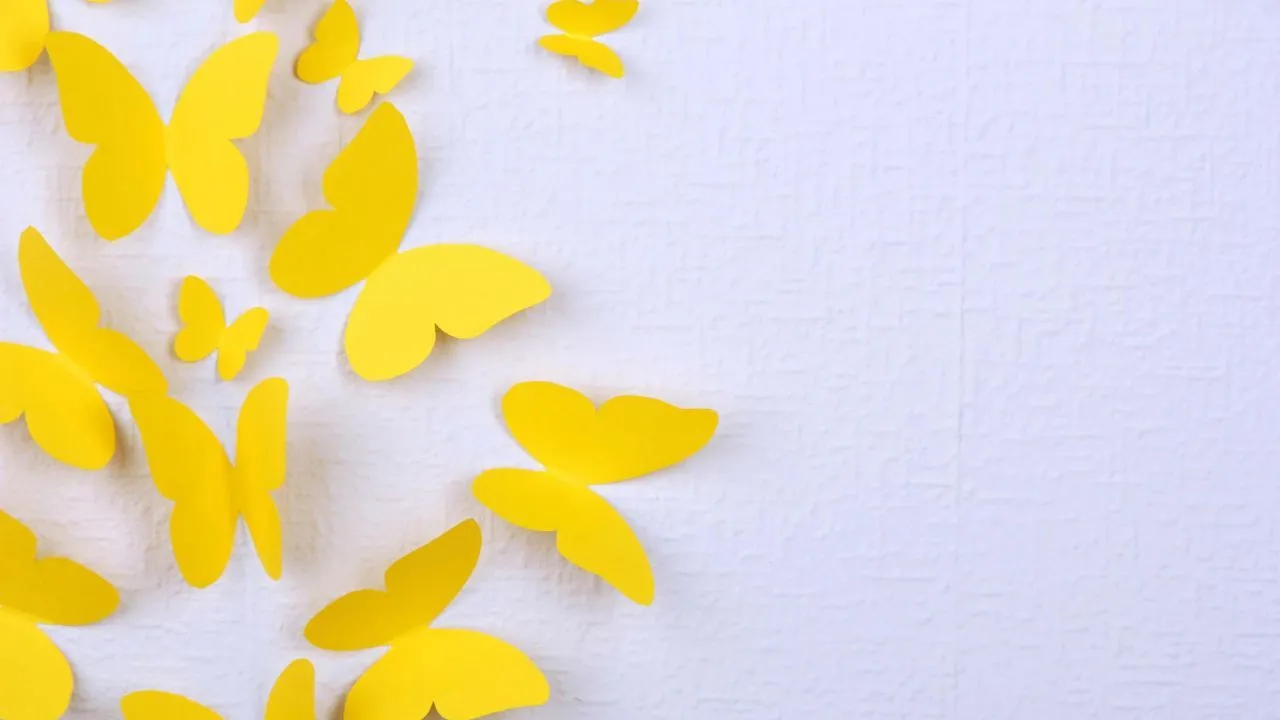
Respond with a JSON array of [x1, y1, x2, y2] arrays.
[[297, 0, 412, 113], [539, 0, 638, 78]]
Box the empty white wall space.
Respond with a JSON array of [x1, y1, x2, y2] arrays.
[[0, 0, 1277, 718]]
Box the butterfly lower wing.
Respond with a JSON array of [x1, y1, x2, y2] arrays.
[[0, 0, 49, 72], [265, 659, 314, 720], [344, 244, 550, 381], [474, 469, 654, 604], [216, 307, 268, 380], [296, 0, 360, 83], [174, 275, 225, 363], [344, 628, 548, 720], [234, 377, 288, 578], [0, 343, 115, 470], [0, 511, 37, 572], [336, 56, 413, 114], [0, 608, 72, 720], [0, 557, 119, 626], [382, 519, 480, 628], [121, 691, 222, 720], [234, 0, 267, 23], [538, 35, 624, 78], [305, 589, 422, 651]]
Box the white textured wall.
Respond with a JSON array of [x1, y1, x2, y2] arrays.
[[0, 0, 1278, 717]]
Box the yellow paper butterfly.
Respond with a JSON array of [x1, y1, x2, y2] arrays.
[[122, 658, 315, 720], [129, 377, 289, 588], [269, 102, 551, 382], [174, 275, 269, 381], [0, 227, 168, 470], [473, 381, 717, 605], [45, 31, 278, 241], [538, 0, 638, 78], [296, 0, 413, 114], [306, 518, 548, 720], [0, 509, 118, 720], [235, 0, 267, 23], [0, 0, 109, 73]]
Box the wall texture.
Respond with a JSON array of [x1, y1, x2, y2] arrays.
[[0, 0, 1278, 717]]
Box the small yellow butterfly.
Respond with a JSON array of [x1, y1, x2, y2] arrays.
[[0, 0, 109, 73], [473, 382, 717, 605], [129, 377, 289, 588], [122, 658, 315, 720], [0, 509, 118, 720], [538, 0, 638, 78], [269, 102, 551, 382], [296, 0, 413, 114], [173, 276, 269, 382], [45, 31, 278, 240], [0, 227, 168, 470], [305, 518, 549, 720], [234, 0, 266, 23]]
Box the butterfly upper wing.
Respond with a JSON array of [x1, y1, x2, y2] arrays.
[[217, 307, 269, 381], [234, 0, 267, 23], [0, 608, 73, 720], [0, 344, 115, 470], [473, 469, 654, 604], [174, 275, 226, 364], [0, 510, 119, 625], [501, 381, 717, 484], [0, 0, 49, 72], [344, 628, 549, 720], [45, 32, 167, 241], [269, 102, 417, 298], [545, 0, 639, 37], [296, 0, 360, 84], [121, 692, 222, 720], [129, 394, 236, 588], [538, 35, 625, 78], [233, 377, 288, 580], [167, 32, 278, 235], [344, 244, 550, 381], [265, 659, 314, 720], [336, 56, 413, 114]]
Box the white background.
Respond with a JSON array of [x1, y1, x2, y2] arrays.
[[0, 0, 1278, 718]]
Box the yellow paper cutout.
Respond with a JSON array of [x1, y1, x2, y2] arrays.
[[174, 275, 269, 381], [296, 0, 413, 114], [0, 0, 111, 73], [0, 227, 167, 470], [234, 0, 266, 23], [305, 519, 549, 719], [473, 382, 717, 604], [122, 659, 314, 720], [538, 0, 637, 78], [0, 509, 118, 720], [269, 103, 550, 382], [128, 377, 289, 588], [45, 31, 277, 240]]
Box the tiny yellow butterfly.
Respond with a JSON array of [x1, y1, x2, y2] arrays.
[[296, 0, 413, 114], [539, 0, 639, 78], [174, 275, 269, 382]]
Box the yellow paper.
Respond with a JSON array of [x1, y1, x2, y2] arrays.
[[473, 381, 717, 604], [45, 31, 278, 240], [269, 103, 550, 382], [234, 0, 267, 23], [128, 377, 289, 588], [122, 659, 314, 720], [296, 0, 413, 114], [305, 519, 549, 719], [174, 275, 269, 381], [0, 228, 167, 470], [538, 0, 638, 78], [0, 509, 118, 720], [0, 0, 49, 72]]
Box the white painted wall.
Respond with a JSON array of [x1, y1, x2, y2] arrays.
[[0, 0, 1278, 717]]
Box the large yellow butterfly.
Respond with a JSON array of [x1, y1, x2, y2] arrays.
[[122, 658, 315, 720], [174, 275, 270, 381], [538, 0, 638, 78], [0, 509, 118, 720], [269, 102, 551, 382], [295, 0, 413, 114], [305, 519, 549, 720], [129, 377, 289, 588], [473, 381, 717, 605], [45, 31, 278, 240], [0, 0, 108, 73], [0, 227, 167, 470]]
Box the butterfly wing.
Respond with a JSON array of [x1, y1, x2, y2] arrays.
[[0, 0, 49, 72], [44, 32, 167, 241], [545, 0, 638, 37], [216, 307, 269, 381], [174, 276, 226, 364], [344, 628, 549, 720], [344, 244, 550, 381], [0, 509, 119, 626], [167, 32, 278, 235], [269, 102, 417, 298], [233, 377, 288, 580], [121, 692, 222, 720], [234, 0, 267, 23], [538, 35, 625, 78], [296, 0, 359, 84], [0, 510, 37, 571], [0, 343, 115, 470], [473, 469, 654, 604], [0, 608, 73, 720], [129, 394, 236, 588], [264, 659, 314, 720], [336, 56, 413, 114]]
